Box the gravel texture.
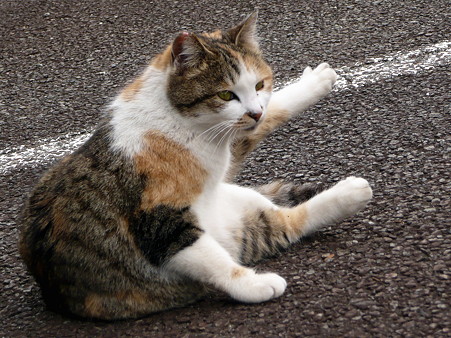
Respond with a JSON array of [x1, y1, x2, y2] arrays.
[[1, 0, 450, 336]]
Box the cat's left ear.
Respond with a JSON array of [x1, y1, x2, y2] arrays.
[[171, 32, 213, 72], [226, 12, 259, 52]]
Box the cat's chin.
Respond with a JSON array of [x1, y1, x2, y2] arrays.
[[234, 125, 257, 136], [243, 125, 257, 132]]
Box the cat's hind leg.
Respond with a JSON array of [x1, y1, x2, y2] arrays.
[[166, 234, 287, 304], [166, 177, 371, 304], [256, 180, 325, 207], [238, 177, 373, 265]]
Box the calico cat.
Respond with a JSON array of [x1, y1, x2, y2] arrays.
[[19, 13, 373, 320]]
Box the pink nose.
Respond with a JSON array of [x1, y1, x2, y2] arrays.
[[246, 111, 262, 122]]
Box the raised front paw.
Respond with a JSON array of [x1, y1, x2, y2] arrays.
[[269, 62, 338, 115], [301, 63, 338, 99], [227, 269, 287, 303]]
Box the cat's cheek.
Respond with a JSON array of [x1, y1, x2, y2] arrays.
[[219, 103, 247, 122], [258, 91, 272, 111], [205, 98, 227, 112]]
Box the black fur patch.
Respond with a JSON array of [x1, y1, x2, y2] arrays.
[[130, 206, 203, 266], [270, 182, 325, 207]]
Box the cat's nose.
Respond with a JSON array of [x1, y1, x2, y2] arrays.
[[245, 111, 262, 122]]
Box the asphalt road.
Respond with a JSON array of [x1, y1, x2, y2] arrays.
[[1, 0, 450, 336]]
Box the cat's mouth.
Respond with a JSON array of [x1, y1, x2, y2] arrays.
[[234, 120, 259, 132], [235, 112, 263, 131]]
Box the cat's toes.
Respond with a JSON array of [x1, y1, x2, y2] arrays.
[[259, 272, 287, 298], [302, 66, 313, 75], [334, 176, 373, 217], [302, 63, 337, 98], [314, 62, 332, 72], [313, 63, 338, 84], [229, 271, 287, 303]]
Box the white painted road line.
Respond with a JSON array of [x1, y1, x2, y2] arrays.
[[333, 40, 451, 90], [1, 132, 91, 175], [1, 41, 450, 175]]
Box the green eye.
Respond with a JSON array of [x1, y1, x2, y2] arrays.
[[218, 90, 236, 101], [255, 80, 264, 91]]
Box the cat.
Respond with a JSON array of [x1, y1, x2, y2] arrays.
[[19, 13, 373, 320]]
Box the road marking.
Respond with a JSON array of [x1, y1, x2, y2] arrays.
[[1, 41, 450, 175], [1, 132, 91, 175], [333, 40, 451, 90]]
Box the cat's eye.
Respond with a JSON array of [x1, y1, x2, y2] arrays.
[[255, 81, 264, 91], [217, 90, 237, 101]]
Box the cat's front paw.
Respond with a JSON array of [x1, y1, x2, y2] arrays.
[[269, 63, 337, 115], [228, 270, 287, 303], [301, 63, 337, 99], [333, 176, 373, 218]]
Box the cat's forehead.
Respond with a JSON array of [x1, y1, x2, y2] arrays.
[[230, 54, 273, 92], [197, 32, 272, 85], [233, 60, 272, 92]]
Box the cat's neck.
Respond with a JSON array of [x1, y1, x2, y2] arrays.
[[188, 135, 232, 185]]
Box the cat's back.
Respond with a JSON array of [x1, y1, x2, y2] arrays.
[[19, 124, 142, 309]]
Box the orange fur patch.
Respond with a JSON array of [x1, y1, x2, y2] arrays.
[[243, 53, 273, 88], [257, 106, 290, 137], [121, 77, 145, 101], [134, 132, 208, 211], [202, 30, 222, 39], [50, 204, 68, 241], [276, 204, 309, 240], [228, 107, 290, 180], [231, 267, 247, 279], [117, 216, 129, 231], [150, 45, 173, 70], [84, 290, 148, 318], [84, 293, 103, 318], [252, 204, 309, 244], [116, 216, 139, 247]]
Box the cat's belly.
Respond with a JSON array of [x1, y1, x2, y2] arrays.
[[191, 182, 276, 259]]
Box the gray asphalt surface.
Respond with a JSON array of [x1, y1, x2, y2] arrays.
[[1, 0, 450, 336]]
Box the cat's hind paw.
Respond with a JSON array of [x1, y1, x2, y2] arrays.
[[302, 176, 373, 234], [228, 270, 287, 303], [332, 176, 373, 218]]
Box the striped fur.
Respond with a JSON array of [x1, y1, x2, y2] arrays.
[[20, 13, 372, 320]]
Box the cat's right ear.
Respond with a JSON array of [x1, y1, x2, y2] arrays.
[[171, 32, 212, 73], [226, 12, 259, 52]]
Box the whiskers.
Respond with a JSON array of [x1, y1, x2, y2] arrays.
[[194, 120, 239, 154]]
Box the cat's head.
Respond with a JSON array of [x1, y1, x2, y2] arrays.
[[155, 13, 273, 135]]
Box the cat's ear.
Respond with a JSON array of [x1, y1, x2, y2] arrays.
[[226, 12, 259, 51], [171, 32, 213, 72]]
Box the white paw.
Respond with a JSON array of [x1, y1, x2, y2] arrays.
[[228, 271, 287, 303], [332, 176, 373, 218], [301, 63, 337, 99], [302, 176, 373, 234], [270, 62, 337, 115]]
